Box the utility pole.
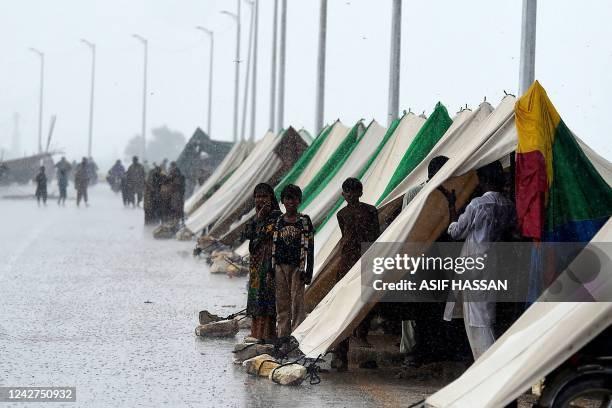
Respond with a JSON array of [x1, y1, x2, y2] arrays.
[[269, 0, 278, 132], [387, 0, 401, 126], [314, 0, 328, 135], [249, 0, 259, 142], [276, 0, 287, 132], [222, 2, 241, 143], [518, 0, 537, 95], [133, 34, 148, 160], [81, 39, 96, 158], [29, 47, 44, 154], [196, 26, 214, 138], [240, 0, 255, 142]]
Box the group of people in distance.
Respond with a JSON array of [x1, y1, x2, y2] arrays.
[[243, 156, 516, 372], [34, 156, 95, 207], [107, 157, 185, 226]]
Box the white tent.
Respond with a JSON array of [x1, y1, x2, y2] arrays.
[[184, 139, 254, 215], [184, 131, 280, 235], [294, 92, 612, 363]]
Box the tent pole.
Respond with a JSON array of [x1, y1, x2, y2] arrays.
[[518, 0, 537, 95], [276, 0, 287, 133], [387, 0, 401, 126], [314, 0, 327, 136]]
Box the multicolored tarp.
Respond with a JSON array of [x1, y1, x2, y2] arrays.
[[515, 81, 612, 242], [376, 102, 453, 205]]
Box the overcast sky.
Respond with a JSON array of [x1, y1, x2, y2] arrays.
[[1, 0, 610, 169]]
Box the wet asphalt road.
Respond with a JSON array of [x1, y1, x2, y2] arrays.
[[0, 185, 436, 408]]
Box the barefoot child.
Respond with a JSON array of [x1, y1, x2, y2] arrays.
[[271, 184, 314, 339]]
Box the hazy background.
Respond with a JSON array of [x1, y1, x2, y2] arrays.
[[1, 0, 610, 171]]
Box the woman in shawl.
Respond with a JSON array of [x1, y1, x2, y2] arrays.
[[242, 183, 282, 341]]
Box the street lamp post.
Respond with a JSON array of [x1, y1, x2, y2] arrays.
[[387, 0, 402, 126], [518, 0, 537, 95], [269, 0, 278, 133], [276, 0, 287, 132], [250, 0, 259, 142], [315, 0, 328, 135], [196, 26, 214, 138], [133, 34, 148, 160], [29, 47, 44, 154], [240, 0, 255, 142], [221, 1, 241, 143], [81, 39, 96, 158]]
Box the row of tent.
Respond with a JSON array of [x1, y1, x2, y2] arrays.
[[182, 81, 612, 407]]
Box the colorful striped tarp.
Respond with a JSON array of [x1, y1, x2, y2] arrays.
[[515, 81, 612, 242]]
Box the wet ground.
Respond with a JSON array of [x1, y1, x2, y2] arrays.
[[0, 185, 446, 407]]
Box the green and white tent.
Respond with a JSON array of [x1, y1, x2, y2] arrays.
[[222, 121, 356, 248], [293, 92, 612, 365]]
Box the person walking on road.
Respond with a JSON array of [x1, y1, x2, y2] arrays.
[[57, 168, 69, 206], [74, 157, 90, 207], [126, 156, 146, 208], [34, 166, 48, 206]]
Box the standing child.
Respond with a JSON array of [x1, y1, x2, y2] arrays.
[[272, 184, 314, 339], [242, 183, 282, 341], [34, 166, 47, 206], [332, 177, 380, 371]]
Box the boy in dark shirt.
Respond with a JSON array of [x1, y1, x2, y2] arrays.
[[271, 184, 314, 339], [333, 178, 380, 371]]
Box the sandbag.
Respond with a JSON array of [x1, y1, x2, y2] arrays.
[[243, 354, 280, 377], [269, 364, 307, 386], [195, 319, 239, 337]]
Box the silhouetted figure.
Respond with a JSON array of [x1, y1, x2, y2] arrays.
[[160, 162, 185, 223], [57, 169, 68, 206], [107, 160, 125, 193], [34, 166, 47, 206], [126, 156, 146, 207], [74, 157, 90, 207], [144, 165, 164, 224]]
